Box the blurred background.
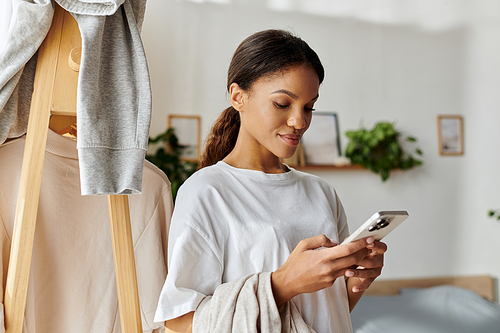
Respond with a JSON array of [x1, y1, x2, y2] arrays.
[[142, 0, 500, 300]]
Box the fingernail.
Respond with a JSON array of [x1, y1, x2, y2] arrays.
[[345, 270, 355, 277], [327, 236, 338, 246], [367, 237, 374, 244]]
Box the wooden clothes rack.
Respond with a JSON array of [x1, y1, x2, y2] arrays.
[[4, 5, 143, 333]]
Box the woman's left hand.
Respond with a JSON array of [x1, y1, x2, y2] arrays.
[[346, 240, 387, 292], [345, 240, 387, 311]]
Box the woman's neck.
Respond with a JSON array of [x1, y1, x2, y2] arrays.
[[223, 140, 287, 174]]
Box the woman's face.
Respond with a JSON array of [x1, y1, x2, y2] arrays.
[[232, 65, 320, 161]]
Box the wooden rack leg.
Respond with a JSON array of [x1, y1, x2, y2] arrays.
[[108, 195, 143, 333], [3, 8, 65, 333]]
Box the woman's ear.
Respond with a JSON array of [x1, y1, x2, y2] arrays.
[[229, 83, 245, 112]]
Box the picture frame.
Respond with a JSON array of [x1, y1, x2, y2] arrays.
[[167, 114, 201, 162], [301, 112, 341, 165], [437, 115, 463, 156]]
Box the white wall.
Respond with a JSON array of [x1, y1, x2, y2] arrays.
[[142, 0, 500, 301]]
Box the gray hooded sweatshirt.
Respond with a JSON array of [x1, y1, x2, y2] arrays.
[[0, 0, 150, 196]]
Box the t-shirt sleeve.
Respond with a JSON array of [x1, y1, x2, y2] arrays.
[[154, 218, 223, 322]]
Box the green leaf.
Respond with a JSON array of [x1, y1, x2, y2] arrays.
[[345, 131, 355, 139], [381, 169, 390, 181], [369, 138, 379, 147]]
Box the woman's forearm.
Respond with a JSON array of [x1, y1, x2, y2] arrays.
[[164, 311, 194, 333]]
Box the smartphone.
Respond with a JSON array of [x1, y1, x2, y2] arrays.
[[341, 211, 409, 245]]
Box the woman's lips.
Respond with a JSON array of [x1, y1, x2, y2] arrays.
[[279, 134, 301, 146]]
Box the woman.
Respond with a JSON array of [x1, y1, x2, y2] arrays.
[[155, 29, 387, 332]]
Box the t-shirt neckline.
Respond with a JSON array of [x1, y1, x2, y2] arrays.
[[216, 161, 298, 183]]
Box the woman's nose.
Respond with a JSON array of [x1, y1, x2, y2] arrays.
[[287, 109, 307, 130]]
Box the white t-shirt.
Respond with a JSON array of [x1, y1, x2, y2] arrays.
[[155, 161, 353, 333]]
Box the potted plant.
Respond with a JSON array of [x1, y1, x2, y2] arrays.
[[345, 122, 423, 181], [146, 128, 198, 200]]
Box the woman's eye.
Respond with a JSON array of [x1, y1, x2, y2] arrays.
[[304, 107, 316, 112], [274, 102, 289, 109]]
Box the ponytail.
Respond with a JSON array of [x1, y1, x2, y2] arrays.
[[198, 106, 240, 169]]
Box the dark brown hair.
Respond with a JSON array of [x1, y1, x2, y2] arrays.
[[198, 29, 325, 169]]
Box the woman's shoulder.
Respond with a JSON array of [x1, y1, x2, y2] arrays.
[[289, 167, 342, 201], [181, 162, 227, 188], [172, 163, 233, 237], [175, 162, 231, 201], [291, 167, 335, 188]]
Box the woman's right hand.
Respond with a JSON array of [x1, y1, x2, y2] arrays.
[[270, 234, 372, 306]]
